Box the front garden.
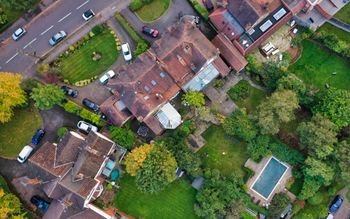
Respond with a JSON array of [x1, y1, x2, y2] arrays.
[[55, 24, 120, 85], [130, 0, 171, 22], [334, 3, 350, 24]]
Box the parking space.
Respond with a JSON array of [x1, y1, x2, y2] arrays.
[[334, 189, 350, 219]]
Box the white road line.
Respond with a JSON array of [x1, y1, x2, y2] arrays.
[[23, 38, 37, 49], [76, 0, 89, 10], [6, 52, 19, 64], [58, 12, 72, 23], [40, 25, 54, 36]]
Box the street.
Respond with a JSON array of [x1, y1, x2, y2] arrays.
[[0, 0, 126, 77]]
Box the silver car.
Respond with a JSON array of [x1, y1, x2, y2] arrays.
[[12, 27, 26, 41], [49, 31, 67, 46]]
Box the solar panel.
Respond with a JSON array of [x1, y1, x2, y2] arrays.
[[273, 8, 287, 21]]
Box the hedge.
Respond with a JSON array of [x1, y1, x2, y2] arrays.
[[227, 80, 251, 101], [188, 0, 208, 21], [62, 100, 105, 126]]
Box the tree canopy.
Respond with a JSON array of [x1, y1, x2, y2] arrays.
[[313, 88, 350, 128], [0, 72, 26, 123], [297, 114, 338, 159], [182, 90, 205, 108], [110, 126, 135, 149], [124, 144, 154, 176], [0, 188, 26, 218], [268, 193, 291, 219], [255, 90, 299, 135], [335, 140, 350, 183], [0, 0, 37, 10], [223, 108, 257, 141], [31, 84, 65, 110]]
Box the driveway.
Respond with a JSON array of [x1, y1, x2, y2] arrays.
[[334, 188, 350, 219]]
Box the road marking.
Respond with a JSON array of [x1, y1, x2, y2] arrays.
[[58, 12, 72, 23], [23, 38, 37, 49], [6, 52, 19, 64], [40, 25, 54, 36], [76, 0, 89, 10]]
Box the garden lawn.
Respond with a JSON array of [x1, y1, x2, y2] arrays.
[[290, 40, 350, 90], [334, 3, 350, 24], [234, 81, 266, 113], [135, 0, 171, 22], [0, 105, 42, 158], [317, 23, 350, 45], [199, 125, 248, 177], [59, 29, 118, 83], [114, 175, 198, 219]]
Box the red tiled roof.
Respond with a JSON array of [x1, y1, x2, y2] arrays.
[[212, 34, 248, 72], [143, 114, 164, 135], [213, 57, 231, 77], [99, 96, 132, 126], [209, 8, 242, 40]]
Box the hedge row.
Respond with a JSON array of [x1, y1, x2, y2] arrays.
[[188, 0, 208, 21], [62, 100, 105, 126], [129, 0, 154, 11]]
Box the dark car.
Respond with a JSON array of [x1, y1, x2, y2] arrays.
[[31, 129, 45, 145], [142, 26, 159, 38], [30, 196, 50, 212], [61, 86, 78, 98], [202, 0, 214, 11], [329, 195, 343, 213], [82, 98, 99, 112]]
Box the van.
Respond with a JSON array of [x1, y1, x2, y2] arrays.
[[17, 145, 34, 163]]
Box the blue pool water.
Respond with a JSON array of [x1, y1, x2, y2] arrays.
[[252, 157, 287, 199]]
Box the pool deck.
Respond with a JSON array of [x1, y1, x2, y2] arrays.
[[245, 156, 292, 206]]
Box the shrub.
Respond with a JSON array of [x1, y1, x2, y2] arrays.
[[134, 41, 149, 55], [83, 34, 90, 41], [129, 0, 143, 11], [213, 79, 225, 88], [57, 127, 68, 138], [193, 4, 208, 20], [92, 24, 105, 35], [307, 193, 324, 205], [109, 126, 135, 149], [79, 109, 101, 125], [63, 100, 81, 114], [228, 80, 251, 101], [21, 78, 41, 94]]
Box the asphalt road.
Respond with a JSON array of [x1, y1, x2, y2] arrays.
[[0, 0, 118, 76]]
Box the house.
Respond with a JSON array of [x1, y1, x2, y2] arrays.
[[100, 16, 230, 135], [29, 131, 124, 219]]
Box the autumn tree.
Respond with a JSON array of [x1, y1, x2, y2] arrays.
[[124, 144, 154, 176], [135, 144, 177, 193], [0, 188, 26, 218], [255, 90, 299, 135], [182, 90, 205, 108], [223, 108, 257, 141], [0, 72, 26, 123], [31, 84, 65, 110], [297, 114, 338, 159], [268, 193, 291, 218], [313, 88, 350, 128]]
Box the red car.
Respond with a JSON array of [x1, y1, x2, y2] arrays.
[[142, 26, 159, 38]]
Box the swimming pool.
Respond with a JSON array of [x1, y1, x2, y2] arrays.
[[251, 157, 288, 200]]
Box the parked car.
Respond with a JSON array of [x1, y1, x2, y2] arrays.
[[99, 70, 116, 84], [17, 145, 34, 163], [12, 27, 26, 41], [32, 128, 45, 145], [82, 9, 95, 21], [30, 196, 50, 212], [142, 26, 159, 38], [326, 213, 334, 219], [77, 121, 98, 133], [61, 86, 78, 97], [202, 0, 214, 11], [82, 98, 99, 112], [121, 43, 132, 61], [49, 30, 67, 46], [329, 195, 343, 213]]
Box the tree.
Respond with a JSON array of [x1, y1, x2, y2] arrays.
[[182, 90, 205, 108], [247, 135, 271, 161], [110, 126, 135, 149], [223, 108, 257, 141], [194, 169, 248, 218], [172, 145, 202, 177], [135, 145, 177, 193], [0, 0, 36, 11], [276, 73, 309, 104], [304, 157, 334, 185], [0, 188, 25, 218], [124, 144, 154, 176], [313, 88, 350, 128], [268, 193, 291, 219], [0, 8, 8, 25], [299, 176, 322, 200], [335, 140, 350, 183], [255, 90, 299, 135], [0, 72, 26, 123], [297, 114, 338, 159], [31, 84, 65, 110], [36, 63, 50, 75]]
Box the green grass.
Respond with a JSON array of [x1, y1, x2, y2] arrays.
[[334, 3, 350, 24], [241, 211, 257, 219], [289, 40, 350, 90], [234, 81, 267, 113], [199, 125, 248, 177], [59, 29, 119, 83], [135, 0, 171, 22], [317, 23, 350, 45], [114, 175, 199, 219], [0, 105, 42, 158]]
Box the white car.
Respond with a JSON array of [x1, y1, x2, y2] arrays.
[[12, 27, 26, 41], [49, 31, 67, 46], [17, 145, 33, 163], [121, 43, 132, 61], [82, 9, 95, 21], [99, 70, 116, 84], [77, 121, 98, 133]]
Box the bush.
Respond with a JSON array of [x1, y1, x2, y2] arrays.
[[80, 109, 101, 125], [193, 4, 208, 20], [307, 193, 324, 205], [129, 0, 143, 11], [134, 41, 149, 56], [228, 80, 251, 101], [92, 24, 105, 35], [109, 126, 135, 149], [213, 79, 225, 88], [63, 100, 81, 114], [21, 78, 41, 94], [57, 127, 68, 138]]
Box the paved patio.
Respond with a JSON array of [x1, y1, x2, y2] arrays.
[[245, 156, 292, 206]]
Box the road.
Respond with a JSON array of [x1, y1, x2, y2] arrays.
[[0, 0, 121, 77]]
